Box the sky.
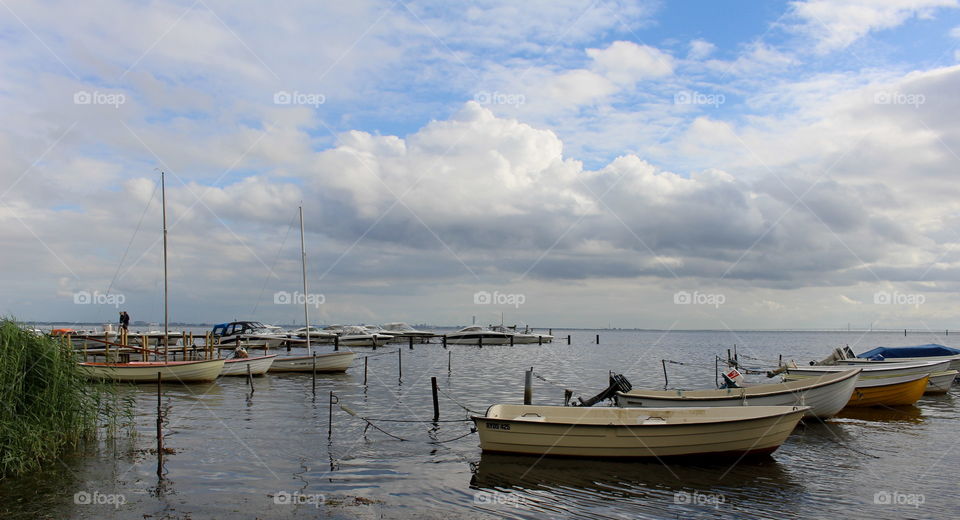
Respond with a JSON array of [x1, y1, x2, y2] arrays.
[[2, 0, 960, 330]]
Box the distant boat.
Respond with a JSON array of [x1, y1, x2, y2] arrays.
[[844, 373, 929, 407], [211, 321, 289, 349], [220, 354, 277, 376], [78, 358, 225, 383], [381, 322, 435, 341], [472, 404, 808, 458], [490, 325, 554, 344], [445, 326, 511, 345], [616, 369, 861, 419]]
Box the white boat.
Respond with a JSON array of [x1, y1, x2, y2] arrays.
[[268, 206, 356, 374], [925, 370, 958, 394], [784, 359, 950, 380], [78, 358, 225, 383], [445, 326, 511, 345], [268, 351, 356, 373], [212, 321, 289, 348], [220, 354, 277, 376], [491, 325, 554, 344], [472, 404, 808, 458], [328, 325, 391, 347], [290, 326, 337, 341], [615, 369, 861, 419], [381, 322, 435, 341]]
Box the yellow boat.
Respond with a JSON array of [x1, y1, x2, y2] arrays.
[[845, 373, 929, 407]]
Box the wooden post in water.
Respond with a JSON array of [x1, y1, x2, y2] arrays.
[[538, 335, 542, 345], [523, 368, 533, 405], [442, 335, 447, 349], [567, 334, 571, 345], [398, 348, 402, 382], [905, 329, 907, 336], [509, 335, 514, 347], [334, 335, 340, 351], [548, 329, 552, 336], [312, 353, 317, 397], [247, 364, 253, 395], [662, 359, 669, 389], [181, 331, 187, 360], [327, 391, 334, 440], [156, 372, 163, 478], [595, 334, 599, 344], [448, 351, 451, 373], [478, 335, 482, 348], [431, 376, 440, 421], [409, 336, 414, 350], [363, 356, 368, 385]]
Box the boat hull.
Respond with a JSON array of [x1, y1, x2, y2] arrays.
[[924, 370, 957, 394], [837, 355, 960, 371], [616, 370, 860, 419], [786, 360, 949, 380], [845, 375, 929, 407], [472, 405, 807, 458], [445, 335, 511, 345], [77, 358, 225, 383], [268, 351, 355, 373], [220, 355, 277, 376]]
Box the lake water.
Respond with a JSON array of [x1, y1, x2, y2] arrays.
[[2, 329, 958, 519]]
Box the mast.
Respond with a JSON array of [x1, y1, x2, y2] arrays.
[[161, 170, 169, 362], [299, 205, 311, 356]]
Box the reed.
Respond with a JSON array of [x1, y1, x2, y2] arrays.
[[0, 319, 129, 477]]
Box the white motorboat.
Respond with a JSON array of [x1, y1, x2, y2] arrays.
[[211, 321, 289, 348], [290, 326, 338, 342], [616, 369, 861, 419], [491, 325, 554, 344], [381, 322, 435, 342], [445, 326, 511, 345], [336, 326, 392, 347]]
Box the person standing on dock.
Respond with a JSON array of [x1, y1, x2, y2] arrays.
[[119, 311, 130, 332]]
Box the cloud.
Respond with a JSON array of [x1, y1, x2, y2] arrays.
[[586, 40, 675, 84], [789, 0, 959, 53], [687, 39, 717, 60]]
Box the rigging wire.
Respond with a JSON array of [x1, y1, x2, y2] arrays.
[[251, 211, 298, 316]]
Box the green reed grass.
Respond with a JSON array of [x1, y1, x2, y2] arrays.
[[0, 319, 131, 477]]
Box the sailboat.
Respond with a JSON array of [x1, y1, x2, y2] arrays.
[[268, 206, 355, 373], [78, 170, 224, 383]]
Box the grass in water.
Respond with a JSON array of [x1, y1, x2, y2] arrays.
[[0, 319, 131, 477]]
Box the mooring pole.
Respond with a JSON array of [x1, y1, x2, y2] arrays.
[[334, 335, 339, 351], [247, 364, 253, 393], [312, 353, 317, 397], [363, 356, 368, 385], [328, 391, 334, 440], [510, 335, 514, 347], [523, 367, 533, 405], [595, 334, 599, 344], [409, 336, 414, 350], [431, 376, 440, 421], [156, 372, 163, 478], [567, 334, 571, 345], [398, 348, 402, 382], [715, 356, 719, 388], [442, 335, 447, 348], [447, 351, 451, 373], [662, 359, 669, 389]]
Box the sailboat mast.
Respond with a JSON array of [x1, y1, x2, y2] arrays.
[[161, 170, 169, 362], [299, 205, 311, 356]]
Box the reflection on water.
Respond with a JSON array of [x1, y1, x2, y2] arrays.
[[1, 330, 958, 519]]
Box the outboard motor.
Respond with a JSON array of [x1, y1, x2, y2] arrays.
[[720, 368, 745, 389], [575, 373, 633, 407]]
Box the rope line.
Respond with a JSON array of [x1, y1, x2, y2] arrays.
[[435, 386, 484, 414]]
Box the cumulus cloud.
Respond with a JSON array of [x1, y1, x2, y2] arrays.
[[789, 0, 959, 53]]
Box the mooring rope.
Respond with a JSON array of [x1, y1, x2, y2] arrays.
[[434, 386, 484, 414], [334, 398, 477, 443]]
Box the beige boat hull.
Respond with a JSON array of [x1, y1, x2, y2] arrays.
[[268, 351, 355, 373], [786, 359, 949, 379], [220, 355, 277, 376], [616, 369, 860, 419], [78, 358, 225, 383], [924, 370, 957, 394], [472, 404, 807, 458]]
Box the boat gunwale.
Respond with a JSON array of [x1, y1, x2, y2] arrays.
[[616, 368, 860, 401]]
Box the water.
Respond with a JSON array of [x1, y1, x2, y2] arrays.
[[2, 330, 958, 519]]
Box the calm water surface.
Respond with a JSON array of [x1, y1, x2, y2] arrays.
[[2, 330, 958, 519]]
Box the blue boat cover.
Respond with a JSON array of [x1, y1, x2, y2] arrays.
[[858, 344, 960, 361]]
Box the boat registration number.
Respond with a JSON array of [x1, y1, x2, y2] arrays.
[[485, 422, 511, 431]]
